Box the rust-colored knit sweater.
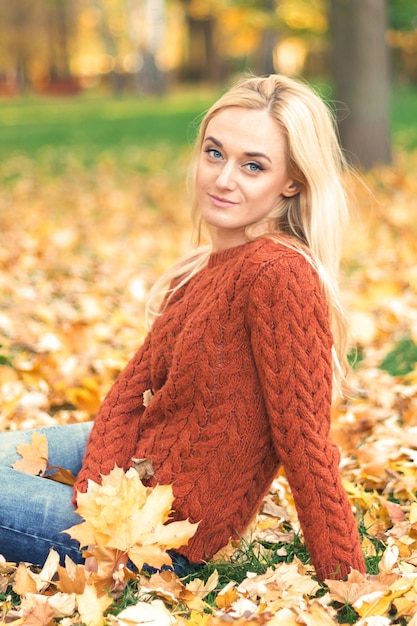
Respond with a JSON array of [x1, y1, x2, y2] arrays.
[[74, 238, 365, 580]]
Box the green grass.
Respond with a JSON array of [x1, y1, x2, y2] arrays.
[[0, 82, 416, 161], [379, 335, 417, 376], [0, 88, 218, 162], [390, 83, 417, 150]]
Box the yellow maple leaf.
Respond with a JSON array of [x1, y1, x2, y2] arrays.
[[127, 543, 172, 571], [12, 432, 48, 477], [65, 465, 199, 573], [76, 581, 113, 626]]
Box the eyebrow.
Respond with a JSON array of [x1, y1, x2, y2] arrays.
[[203, 135, 272, 163]]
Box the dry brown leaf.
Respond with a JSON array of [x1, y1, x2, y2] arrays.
[[45, 465, 77, 486], [130, 457, 155, 481]]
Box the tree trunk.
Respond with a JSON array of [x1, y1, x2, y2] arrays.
[[182, 15, 222, 83], [330, 0, 392, 169], [253, 28, 277, 76]]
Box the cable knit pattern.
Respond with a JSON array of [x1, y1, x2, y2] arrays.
[[74, 238, 365, 580]]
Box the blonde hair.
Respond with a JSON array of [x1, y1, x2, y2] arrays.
[[147, 74, 351, 387]]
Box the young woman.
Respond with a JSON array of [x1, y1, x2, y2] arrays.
[[0, 74, 365, 581]]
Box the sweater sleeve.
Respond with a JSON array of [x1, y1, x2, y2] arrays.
[[248, 252, 365, 580], [73, 332, 153, 499]]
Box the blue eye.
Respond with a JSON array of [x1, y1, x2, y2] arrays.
[[205, 148, 222, 159], [246, 162, 263, 172]]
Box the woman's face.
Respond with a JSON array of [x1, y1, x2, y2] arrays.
[[195, 106, 298, 251]]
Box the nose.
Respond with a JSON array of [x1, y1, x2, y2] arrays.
[[216, 162, 237, 190]]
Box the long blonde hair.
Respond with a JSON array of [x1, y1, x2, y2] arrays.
[[147, 74, 351, 386]]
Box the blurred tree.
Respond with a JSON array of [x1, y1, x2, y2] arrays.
[[250, 0, 277, 75], [0, 1, 36, 90], [0, 0, 78, 92], [177, 0, 225, 83], [330, 0, 392, 169], [48, 0, 76, 81]]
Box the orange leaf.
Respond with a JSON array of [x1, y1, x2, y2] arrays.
[[12, 433, 48, 477], [215, 581, 239, 609], [13, 563, 37, 597], [57, 558, 86, 595], [326, 568, 386, 606]]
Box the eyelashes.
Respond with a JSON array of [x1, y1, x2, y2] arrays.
[[203, 148, 265, 173], [204, 148, 222, 159]]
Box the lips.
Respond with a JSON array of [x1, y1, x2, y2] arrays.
[[208, 193, 238, 208]]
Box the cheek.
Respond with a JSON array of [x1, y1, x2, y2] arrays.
[[264, 180, 283, 203]]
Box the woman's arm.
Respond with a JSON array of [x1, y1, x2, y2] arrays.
[[73, 333, 153, 498], [249, 252, 365, 580]]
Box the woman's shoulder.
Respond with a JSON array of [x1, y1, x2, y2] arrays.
[[247, 236, 315, 275], [244, 237, 324, 305]]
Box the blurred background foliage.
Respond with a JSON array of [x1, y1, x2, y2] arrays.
[[0, 0, 415, 94]]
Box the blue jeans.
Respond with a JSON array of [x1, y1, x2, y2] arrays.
[[0, 422, 93, 566], [0, 423, 201, 577]]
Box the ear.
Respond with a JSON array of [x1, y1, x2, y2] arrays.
[[282, 180, 301, 198]]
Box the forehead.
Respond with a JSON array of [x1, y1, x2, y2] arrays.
[[203, 107, 286, 153]]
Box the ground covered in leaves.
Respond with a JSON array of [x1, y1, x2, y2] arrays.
[[1, 145, 417, 625]]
